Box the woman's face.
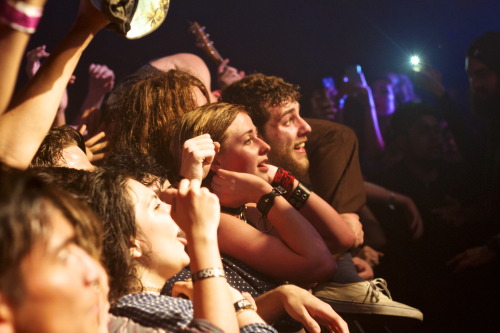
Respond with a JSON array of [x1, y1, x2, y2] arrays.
[[216, 112, 271, 178], [13, 206, 109, 333], [126, 179, 189, 280]]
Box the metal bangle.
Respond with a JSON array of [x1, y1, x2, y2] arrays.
[[191, 268, 226, 282]]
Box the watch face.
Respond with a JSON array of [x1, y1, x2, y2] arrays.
[[234, 298, 256, 312]]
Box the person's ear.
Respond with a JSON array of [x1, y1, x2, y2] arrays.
[[0, 293, 15, 333], [129, 239, 142, 259]]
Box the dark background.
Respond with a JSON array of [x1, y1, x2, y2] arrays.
[[20, 0, 500, 121]]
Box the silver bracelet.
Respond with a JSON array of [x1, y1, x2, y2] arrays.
[[191, 267, 226, 282]]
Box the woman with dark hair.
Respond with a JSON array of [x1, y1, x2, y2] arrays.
[[34, 166, 277, 333], [34, 164, 348, 333]]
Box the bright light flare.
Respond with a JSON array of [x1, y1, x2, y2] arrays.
[[410, 55, 422, 72], [410, 55, 421, 66]]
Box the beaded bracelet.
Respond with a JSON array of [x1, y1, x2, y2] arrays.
[[288, 182, 311, 210], [0, 0, 43, 34], [191, 267, 226, 282]]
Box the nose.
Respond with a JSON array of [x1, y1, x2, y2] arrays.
[[297, 116, 312, 136], [74, 245, 107, 290], [257, 137, 270, 155]]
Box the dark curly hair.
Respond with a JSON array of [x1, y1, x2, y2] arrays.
[[30, 167, 141, 303], [30, 126, 86, 168], [221, 73, 301, 135]]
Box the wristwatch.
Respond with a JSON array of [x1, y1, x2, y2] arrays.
[[257, 186, 287, 218], [234, 298, 256, 313]]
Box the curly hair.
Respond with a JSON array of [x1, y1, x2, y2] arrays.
[[103, 68, 210, 171], [102, 147, 169, 188], [30, 126, 86, 168], [221, 73, 301, 135]]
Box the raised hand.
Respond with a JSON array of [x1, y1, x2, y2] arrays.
[[25, 45, 49, 78], [180, 134, 220, 181], [79, 125, 107, 163], [171, 179, 220, 238], [217, 58, 245, 90], [88, 63, 115, 94]]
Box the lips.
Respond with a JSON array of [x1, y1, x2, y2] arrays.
[[177, 229, 188, 246], [294, 141, 307, 152], [257, 158, 269, 172]]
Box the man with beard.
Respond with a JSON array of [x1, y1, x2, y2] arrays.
[[221, 73, 423, 325]]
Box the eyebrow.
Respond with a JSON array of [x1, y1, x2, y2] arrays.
[[239, 128, 256, 138], [277, 108, 295, 121], [147, 193, 159, 209], [50, 234, 76, 256]]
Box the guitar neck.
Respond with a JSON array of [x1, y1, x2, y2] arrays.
[[204, 43, 224, 66], [189, 21, 225, 66]]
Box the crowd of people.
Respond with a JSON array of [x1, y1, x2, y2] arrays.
[[0, 1, 498, 333]]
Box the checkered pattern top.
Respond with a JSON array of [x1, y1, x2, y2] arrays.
[[111, 293, 277, 333]]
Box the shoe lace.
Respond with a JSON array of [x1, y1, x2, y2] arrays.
[[365, 278, 392, 303]]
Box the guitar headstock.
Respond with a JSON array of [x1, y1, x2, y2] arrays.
[[188, 21, 224, 66]]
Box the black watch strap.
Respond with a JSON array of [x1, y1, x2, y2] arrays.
[[257, 186, 286, 218]]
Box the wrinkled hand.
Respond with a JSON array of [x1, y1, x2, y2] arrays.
[[180, 134, 220, 181], [352, 257, 374, 280], [357, 245, 384, 267], [217, 58, 245, 90], [447, 246, 497, 274], [79, 125, 107, 163], [340, 213, 364, 247], [171, 179, 220, 237], [88, 63, 115, 94], [211, 169, 272, 207], [279, 285, 349, 333]]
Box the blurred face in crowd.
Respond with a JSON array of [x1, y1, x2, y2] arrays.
[[404, 114, 444, 162], [310, 89, 338, 121], [372, 79, 396, 117], [262, 100, 312, 179], [466, 57, 500, 117], [216, 112, 271, 180], [127, 179, 189, 281], [9, 205, 109, 333]]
